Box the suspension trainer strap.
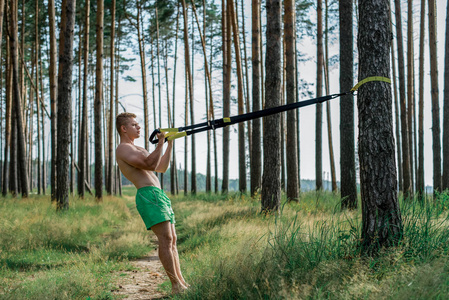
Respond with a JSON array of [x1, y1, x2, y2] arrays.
[[149, 76, 390, 144]]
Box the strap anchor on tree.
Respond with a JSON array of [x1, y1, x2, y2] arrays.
[[149, 76, 391, 145]]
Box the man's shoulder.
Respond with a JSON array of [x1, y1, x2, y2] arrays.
[[116, 143, 137, 156]]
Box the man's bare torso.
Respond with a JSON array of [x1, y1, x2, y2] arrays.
[[116, 144, 161, 189]]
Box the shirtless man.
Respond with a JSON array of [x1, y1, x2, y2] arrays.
[[115, 112, 188, 294]]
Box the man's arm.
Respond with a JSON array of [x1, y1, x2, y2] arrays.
[[155, 140, 173, 173], [116, 137, 165, 171]]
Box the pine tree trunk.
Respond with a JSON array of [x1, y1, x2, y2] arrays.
[[222, 0, 231, 194], [136, 1, 149, 149], [394, 0, 412, 198], [10, 108, 17, 196], [2, 36, 11, 196], [115, 14, 122, 196], [261, 0, 282, 212], [156, 6, 164, 189], [428, 0, 441, 193], [56, 0, 76, 208], [295, 42, 301, 191], [0, 0, 5, 195], [391, 33, 403, 193], [228, 0, 246, 193], [78, 0, 90, 198], [10, 0, 29, 197], [442, 0, 449, 190], [36, 1, 41, 194], [28, 58, 35, 190], [358, 0, 402, 253], [181, 0, 196, 194], [407, 0, 415, 193], [48, 0, 57, 201], [171, 7, 179, 195], [184, 69, 188, 195], [250, 0, 261, 197], [107, 0, 115, 195], [316, 0, 323, 191], [94, 0, 104, 200], [324, 0, 337, 193], [284, 0, 299, 200], [39, 60, 46, 194], [340, 0, 357, 208], [241, 0, 252, 165]]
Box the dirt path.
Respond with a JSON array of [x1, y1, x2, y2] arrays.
[[112, 246, 169, 300]]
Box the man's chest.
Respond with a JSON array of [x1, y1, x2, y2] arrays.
[[135, 146, 150, 156]]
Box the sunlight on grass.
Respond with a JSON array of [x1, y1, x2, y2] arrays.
[[170, 191, 449, 300], [0, 191, 150, 299], [2, 188, 449, 299]]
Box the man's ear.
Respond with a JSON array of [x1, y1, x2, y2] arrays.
[[121, 124, 127, 133]]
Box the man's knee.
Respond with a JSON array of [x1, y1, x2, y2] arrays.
[[172, 231, 177, 247], [158, 232, 174, 248]]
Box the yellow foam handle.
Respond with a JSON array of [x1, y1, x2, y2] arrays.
[[159, 128, 179, 133], [350, 76, 391, 92], [166, 132, 187, 141]]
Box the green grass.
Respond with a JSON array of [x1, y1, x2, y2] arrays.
[[0, 187, 151, 299], [169, 191, 449, 299], [2, 188, 449, 299]]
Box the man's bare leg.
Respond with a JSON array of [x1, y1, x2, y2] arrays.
[[170, 223, 188, 287], [151, 221, 187, 294]]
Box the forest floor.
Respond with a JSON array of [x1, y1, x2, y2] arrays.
[[2, 190, 449, 299], [112, 246, 168, 300], [112, 196, 169, 300]]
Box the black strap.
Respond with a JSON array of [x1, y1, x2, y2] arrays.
[[150, 92, 349, 144]]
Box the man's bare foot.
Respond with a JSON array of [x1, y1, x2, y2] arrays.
[[172, 283, 188, 294]]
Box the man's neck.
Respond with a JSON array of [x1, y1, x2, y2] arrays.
[[120, 134, 135, 145]]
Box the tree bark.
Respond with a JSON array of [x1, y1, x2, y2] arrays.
[[442, 0, 449, 190], [394, 0, 412, 198], [107, 0, 115, 195], [284, 0, 299, 200], [428, 0, 441, 193], [407, 0, 415, 192], [39, 57, 46, 194], [391, 29, 403, 193], [136, 1, 149, 149], [241, 0, 252, 170], [222, 0, 231, 194], [171, 6, 179, 195], [358, 0, 402, 253], [324, 0, 337, 193], [417, 0, 425, 197], [316, 0, 323, 191], [10, 0, 29, 197], [251, 0, 262, 197], [228, 0, 246, 193], [78, 0, 90, 198], [2, 34, 11, 196], [180, 0, 196, 194], [261, 0, 282, 212], [56, 0, 76, 209], [36, 0, 41, 194], [95, 0, 104, 200], [340, 0, 357, 208], [48, 0, 57, 201]]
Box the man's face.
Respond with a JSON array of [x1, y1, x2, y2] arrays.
[[122, 118, 141, 138]]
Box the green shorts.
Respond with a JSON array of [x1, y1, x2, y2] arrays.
[[135, 186, 175, 230]]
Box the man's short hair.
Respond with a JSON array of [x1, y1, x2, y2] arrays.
[[116, 112, 137, 134]]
